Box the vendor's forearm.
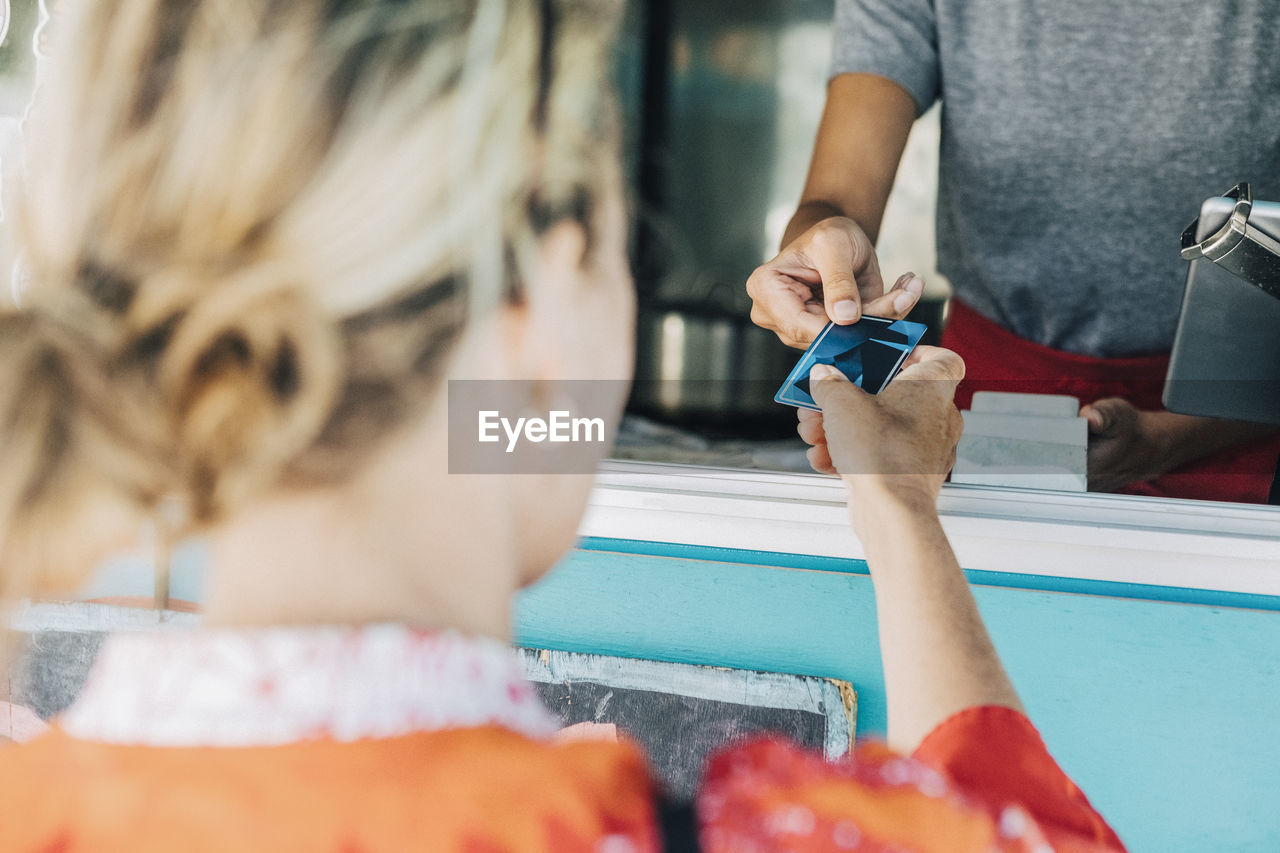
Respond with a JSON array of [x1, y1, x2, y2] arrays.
[[1153, 413, 1280, 472], [853, 494, 1024, 753], [780, 73, 916, 251]]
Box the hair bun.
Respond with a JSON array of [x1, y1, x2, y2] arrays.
[[154, 267, 341, 520]]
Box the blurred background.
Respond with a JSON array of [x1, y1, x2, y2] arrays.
[[615, 0, 948, 442], [0, 0, 35, 115]]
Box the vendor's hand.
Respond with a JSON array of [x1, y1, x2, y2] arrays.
[[1079, 398, 1170, 492], [746, 217, 924, 349], [799, 346, 965, 526]]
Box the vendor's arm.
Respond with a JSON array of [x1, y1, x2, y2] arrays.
[[782, 73, 916, 248], [1081, 398, 1280, 493], [746, 74, 919, 349]]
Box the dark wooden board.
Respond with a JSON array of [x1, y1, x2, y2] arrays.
[[519, 648, 855, 800]]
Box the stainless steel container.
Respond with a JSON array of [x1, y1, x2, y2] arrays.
[[630, 297, 799, 435], [622, 0, 835, 435]]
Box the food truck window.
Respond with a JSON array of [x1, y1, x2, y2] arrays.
[[611, 0, 1280, 508]]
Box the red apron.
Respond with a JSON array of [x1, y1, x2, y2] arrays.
[[939, 299, 1280, 504]]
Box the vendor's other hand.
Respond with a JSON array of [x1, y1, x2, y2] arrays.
[[747, 217, 924, 349], [1080, 398, 1171, 492], [799, 346, 965, 523]]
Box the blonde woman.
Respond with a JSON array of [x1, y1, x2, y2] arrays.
[[0, 1, 1124, 850]]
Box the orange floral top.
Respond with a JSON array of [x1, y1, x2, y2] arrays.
[[0, 626, 1126, 852]]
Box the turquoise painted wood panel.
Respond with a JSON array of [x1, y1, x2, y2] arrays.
[[513, 545, 1280, 853]]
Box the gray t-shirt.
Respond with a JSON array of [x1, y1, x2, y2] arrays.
[[833, 0, 1280, 357]]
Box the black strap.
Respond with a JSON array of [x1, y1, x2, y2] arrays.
[[655, 798, 701, 853]]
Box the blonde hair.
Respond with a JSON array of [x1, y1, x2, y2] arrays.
[[0, 0, 621, 598]]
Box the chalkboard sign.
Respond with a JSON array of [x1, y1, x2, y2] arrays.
[[519, 648, 856, 800]]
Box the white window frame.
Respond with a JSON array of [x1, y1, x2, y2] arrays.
[[582, 461, 1280, 597]]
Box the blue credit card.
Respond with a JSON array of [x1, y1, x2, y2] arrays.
[[775, 316, 928, 411]]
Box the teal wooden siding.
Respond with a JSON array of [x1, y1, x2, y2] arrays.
[[514, 539, 1280, 852]]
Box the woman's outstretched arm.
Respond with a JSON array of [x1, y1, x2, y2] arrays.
[[801, 347, 1022, 751], [852, 494, 1022, 751]]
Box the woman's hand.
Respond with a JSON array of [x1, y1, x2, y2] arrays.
[[746, 217, 924, 349], [798, 346, 965, 530]]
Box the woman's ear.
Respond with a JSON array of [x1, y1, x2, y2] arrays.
[[499, 220, 590, 381]]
